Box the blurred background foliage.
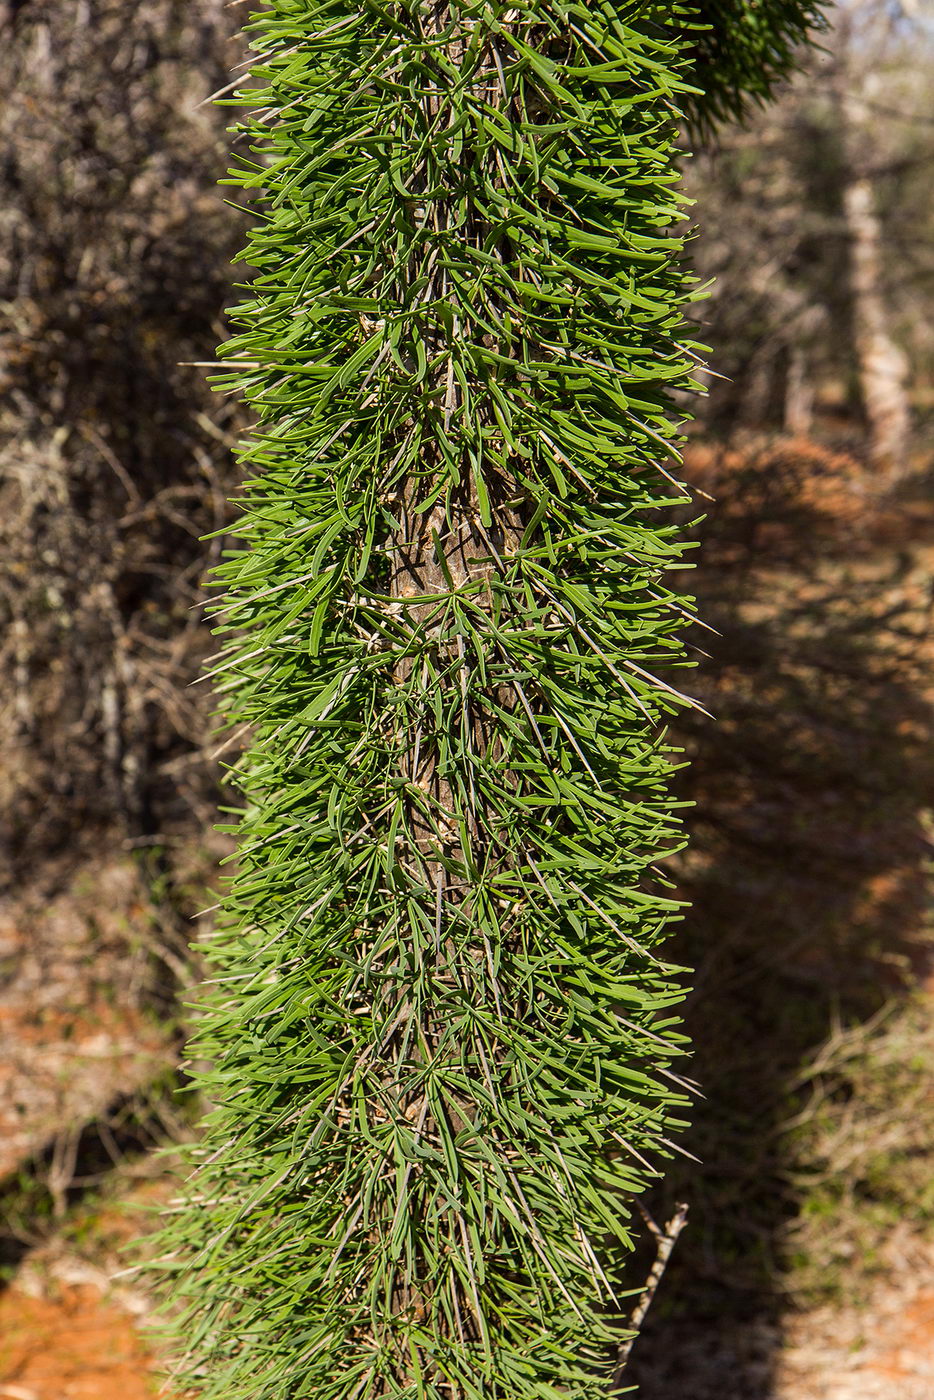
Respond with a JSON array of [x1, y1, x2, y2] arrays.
[[0, 2, 932, 1398]]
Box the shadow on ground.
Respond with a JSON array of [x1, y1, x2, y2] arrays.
[[628, 439, 934, 1399]]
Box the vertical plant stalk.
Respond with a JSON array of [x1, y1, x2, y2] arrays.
[[390, 12, 524, 967], [152, 5, 829, 1399]]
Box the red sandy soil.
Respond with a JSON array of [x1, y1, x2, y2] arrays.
[[776, 1276, 934, 1399], [0, 1282, 163, 1400]]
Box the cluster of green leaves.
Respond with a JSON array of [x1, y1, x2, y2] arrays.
[[153, 3, 826, 1399]]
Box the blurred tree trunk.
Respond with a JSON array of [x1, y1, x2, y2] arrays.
[[838, 28, 912, 482], [842, 172, 910, 479], [784, 343, 815, 435]]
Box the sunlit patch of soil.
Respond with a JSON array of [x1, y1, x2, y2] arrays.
[[0, 1281, 165, 1400], [870, 1292, 934, 1386], [777, 1266, 934, 1399]]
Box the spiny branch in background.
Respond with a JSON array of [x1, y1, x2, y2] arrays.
[[149, 4, 829, 1399], [674, 0, 827, 127]]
